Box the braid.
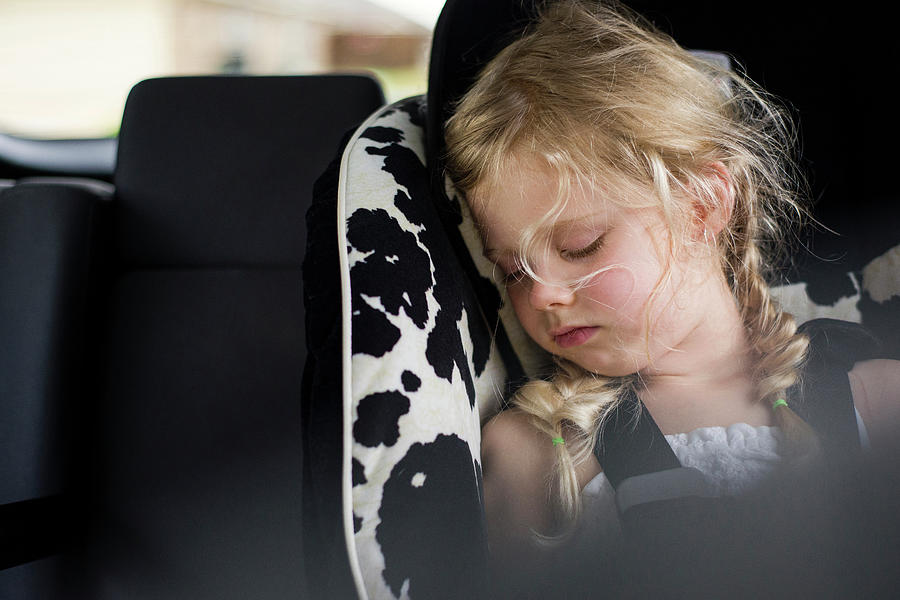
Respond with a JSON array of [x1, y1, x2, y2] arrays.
[[735, 243, 804, 399], [512, 360, 630, 533], [730, 223, 819, 459]]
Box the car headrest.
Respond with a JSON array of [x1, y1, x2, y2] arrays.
[[114, 75, 384, 267], [425, 0, 540, 195]]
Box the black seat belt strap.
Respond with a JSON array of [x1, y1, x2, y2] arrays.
[[593, 388, 681, 489], [788, 318, 881, 456]]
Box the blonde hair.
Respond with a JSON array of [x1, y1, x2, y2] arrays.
[[445, 0, 816, 529]]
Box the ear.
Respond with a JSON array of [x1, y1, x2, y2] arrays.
[[690, 161, 734, 241]]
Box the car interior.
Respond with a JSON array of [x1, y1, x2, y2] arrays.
[[2, 1, 898, 599]]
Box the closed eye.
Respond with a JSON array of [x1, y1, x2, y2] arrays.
[[561, 235, 605, 260]]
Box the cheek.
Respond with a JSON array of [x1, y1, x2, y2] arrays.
[[507, 288, 534, 326], [506, 288, 551, 346], [583, 267, 638, 314]]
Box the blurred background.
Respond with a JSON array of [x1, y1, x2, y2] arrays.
[[0, 0, 445, 138]]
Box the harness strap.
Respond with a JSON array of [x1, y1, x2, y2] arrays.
[[788, 318, 881, 457], [592, 388, 680, 490], [615, 467, 714, 514]]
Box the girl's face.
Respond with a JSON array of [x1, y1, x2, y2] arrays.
[[471, 160, 722, 378]]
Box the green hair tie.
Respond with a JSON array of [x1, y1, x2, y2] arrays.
[[772, 398, 788, 410], [551, 437, 565, 446]]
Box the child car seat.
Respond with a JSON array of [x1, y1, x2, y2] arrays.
[[302, 2, 551, 596], [303, 1, 900, 598]]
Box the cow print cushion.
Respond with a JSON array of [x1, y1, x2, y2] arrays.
[[772, 242, 900, 358], [858, 243, 900, 357], [336, 96, 549, 599]]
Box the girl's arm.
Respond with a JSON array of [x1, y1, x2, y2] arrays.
[[849, 359, 900, 452], [481, 409, 558, 591]]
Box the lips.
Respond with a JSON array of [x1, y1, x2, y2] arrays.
[[551, 326, 599, 348]]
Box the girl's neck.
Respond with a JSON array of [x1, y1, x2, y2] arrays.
[[636, 274, 772, 435]]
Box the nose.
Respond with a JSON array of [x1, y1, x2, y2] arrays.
[[528, 277, 576, 311]]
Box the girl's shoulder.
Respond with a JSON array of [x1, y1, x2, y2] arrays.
[[480, 409, 559, 549], [482, 408, 555, 476], [481, 408, 602, 497], [849, 358, 900, 451]]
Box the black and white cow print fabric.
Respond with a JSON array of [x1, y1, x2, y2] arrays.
[[334, 95, 899, 599], [337, 96, 548, 600], [772, 243, 900, 356]]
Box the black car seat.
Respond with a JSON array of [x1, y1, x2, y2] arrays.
[[1, 181, 112, 595], [302, 1, 900, 598], [1, 74, 384, 599]]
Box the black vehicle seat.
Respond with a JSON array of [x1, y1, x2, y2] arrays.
[[1, 181, 112, 596], [1, 74, 384, 600], [80, 74, 384, 600]]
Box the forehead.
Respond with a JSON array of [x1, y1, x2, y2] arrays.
[[469, 158, 611, 249]]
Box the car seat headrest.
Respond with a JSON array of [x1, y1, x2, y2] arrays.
[[114, 75, 383, 267], [425, 0, 540, 194]]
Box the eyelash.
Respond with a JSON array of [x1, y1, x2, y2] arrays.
[[561, 235, 605, 260]]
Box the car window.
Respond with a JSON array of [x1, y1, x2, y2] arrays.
[[0, 0, 443, 139]]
